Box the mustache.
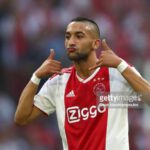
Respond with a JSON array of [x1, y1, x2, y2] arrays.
[[67, 46, 77, 49], [67, 47, 77, 51]]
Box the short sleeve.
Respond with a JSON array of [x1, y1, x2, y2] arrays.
[[109, 67, 141, 103], [34, 76, 59, 115]]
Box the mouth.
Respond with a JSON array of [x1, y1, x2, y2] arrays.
[[67, 48, 77, 53]]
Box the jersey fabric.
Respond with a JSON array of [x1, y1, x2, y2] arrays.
[[34, 66, 136, 150]]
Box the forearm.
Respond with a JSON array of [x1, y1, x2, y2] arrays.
[[15, 50, 62, 125], [122, 66, 150, 104], [92, 39, 150, 104], [15, 81, 39, 123]]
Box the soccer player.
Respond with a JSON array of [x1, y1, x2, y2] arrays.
[[15, 17, 150, 150]]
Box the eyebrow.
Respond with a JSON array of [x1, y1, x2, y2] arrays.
[[65, 31, 85, 35]]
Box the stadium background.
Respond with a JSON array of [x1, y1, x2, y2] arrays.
[[0, 0, 150, 149]]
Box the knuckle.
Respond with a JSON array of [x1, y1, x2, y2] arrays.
[[46, 60, 52, 65]]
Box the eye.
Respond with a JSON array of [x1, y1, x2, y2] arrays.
[[65, 34, 70, 40], [76, 34, 84, 39]]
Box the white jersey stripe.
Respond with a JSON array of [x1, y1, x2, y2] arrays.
[[106, 68, 130, 150]]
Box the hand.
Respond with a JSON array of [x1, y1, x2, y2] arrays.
[[35, 49, 62, 78], [89, 39, 122, 70]]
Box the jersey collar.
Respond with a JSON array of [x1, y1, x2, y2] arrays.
[[76, 67, 100, 83]]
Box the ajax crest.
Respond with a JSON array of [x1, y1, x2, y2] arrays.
[[93, 83, 106, 96]]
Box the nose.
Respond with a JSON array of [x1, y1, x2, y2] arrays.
[[68, 37, 76, 46]]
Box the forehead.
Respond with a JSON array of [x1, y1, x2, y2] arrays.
[[66, 22, 94, 33]]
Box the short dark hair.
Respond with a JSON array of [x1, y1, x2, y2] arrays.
[[70, 17, 100, 38]]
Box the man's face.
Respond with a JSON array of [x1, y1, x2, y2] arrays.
[[65, 22, 97, 61]]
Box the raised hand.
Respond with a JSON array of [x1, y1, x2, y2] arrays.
[[35, 49, 62, 78], [89, 39, 122, 70]]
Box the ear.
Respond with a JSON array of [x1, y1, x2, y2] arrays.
[[92, 39, 101, 50]]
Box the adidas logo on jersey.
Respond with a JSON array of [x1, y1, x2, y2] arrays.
[[66, 90, 75, 97]]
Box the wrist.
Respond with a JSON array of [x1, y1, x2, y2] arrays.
[[117, 60, 129, 73], [31, 73, 41, 85]]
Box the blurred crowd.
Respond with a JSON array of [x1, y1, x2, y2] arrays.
[[0, 0, 150, 149]]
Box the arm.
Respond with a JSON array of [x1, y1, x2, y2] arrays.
[[89, 39, 150, 104], [121, 66, 150, 104], [14, 49, 62, 125], [15, 81, 42, 125]]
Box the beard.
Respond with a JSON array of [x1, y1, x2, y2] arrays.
[[67, 51, 90, 61]]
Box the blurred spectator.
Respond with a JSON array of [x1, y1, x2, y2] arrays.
[[0, 0, 150, 149]]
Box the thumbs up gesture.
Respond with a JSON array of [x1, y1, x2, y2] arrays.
[[89, 39, 122, 70], [35, 49, 62, 78]]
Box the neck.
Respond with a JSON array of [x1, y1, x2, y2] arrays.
[[73, 52, 98, 79]]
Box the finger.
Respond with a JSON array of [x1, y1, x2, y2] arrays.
[[48, 49, 55, 59], [48, 66, 62, 72], [51, 70, 62, 75], [96, 59, 103, 65], [89, 62, 103, 71], [47, 60, 61, 67], [50, 63, 62, 69], [51, 60, 62, 65], [55, 71, 63, 75], [101, 39, 110, 51], [89, 65, 100, 71]]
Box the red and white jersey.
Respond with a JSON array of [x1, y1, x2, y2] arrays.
[[34, 66, 137, 150]]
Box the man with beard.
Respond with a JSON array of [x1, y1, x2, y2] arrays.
[[15, 17, 150, 150]]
